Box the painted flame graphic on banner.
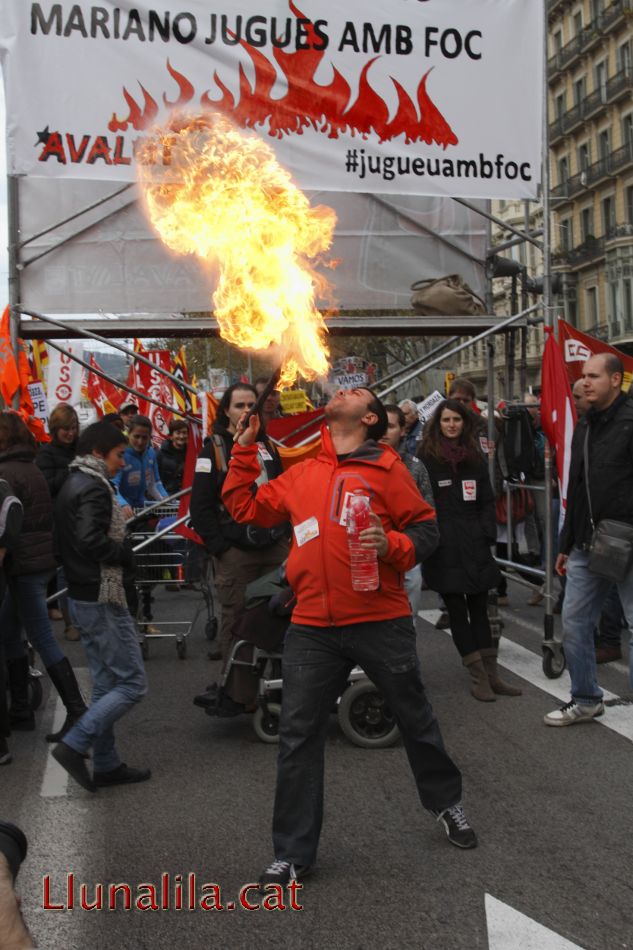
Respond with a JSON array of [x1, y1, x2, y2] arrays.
[[110, 5, 457, 147], [136, 113, 335, 387]]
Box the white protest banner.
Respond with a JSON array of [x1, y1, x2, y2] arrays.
[[417, 390, 444, 424], [27, 382, 49, 423], [46, 344, 84, 406], [329, 356, 378, 390], [0, 1, 543, 199]]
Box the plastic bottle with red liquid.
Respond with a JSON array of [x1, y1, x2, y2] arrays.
[[346, 489, 379, 592]]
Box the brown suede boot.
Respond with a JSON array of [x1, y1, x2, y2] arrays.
[[463, 652, 496, 702], [480, 648, 523, 696]]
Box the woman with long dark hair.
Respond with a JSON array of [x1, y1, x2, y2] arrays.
[[419, 399, 522, 702], [0, 411, 87, 740]]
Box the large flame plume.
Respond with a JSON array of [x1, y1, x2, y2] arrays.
[[136, 113, 336, 386]]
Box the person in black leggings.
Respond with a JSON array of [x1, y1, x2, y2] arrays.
[[419, 400, 522, 701]]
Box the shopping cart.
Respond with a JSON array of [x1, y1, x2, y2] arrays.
[[129, 504, 193, 660]]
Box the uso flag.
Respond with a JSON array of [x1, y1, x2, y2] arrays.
[[540, 326, 577, 519]]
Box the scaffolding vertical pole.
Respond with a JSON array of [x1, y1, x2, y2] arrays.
[[541, 0, 557, 662], [7, 174, 22, 409], [485, 203, 496, 486]]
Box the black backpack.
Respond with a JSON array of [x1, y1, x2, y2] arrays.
[[500, 407, 538, 482]]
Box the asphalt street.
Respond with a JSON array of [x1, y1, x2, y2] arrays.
[[3, 578, 633, 950]]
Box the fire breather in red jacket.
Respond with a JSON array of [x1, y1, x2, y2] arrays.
[[222, 426, 439, 627]]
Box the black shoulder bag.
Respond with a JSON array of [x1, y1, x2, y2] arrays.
[[584, 426, 633, 582]]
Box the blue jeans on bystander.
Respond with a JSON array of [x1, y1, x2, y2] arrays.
[[63, 600, 147, 773], [0, 571, 63, 668], [562, 548, 633, 704]]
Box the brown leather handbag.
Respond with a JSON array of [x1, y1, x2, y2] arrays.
[[411, 275, 486, 317]]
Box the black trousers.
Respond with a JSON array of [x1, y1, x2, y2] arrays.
[[443, 591, 492, 658], [272, 617, 463, 867]]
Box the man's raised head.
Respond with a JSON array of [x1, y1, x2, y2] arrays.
[[325, 387, 388, 443]]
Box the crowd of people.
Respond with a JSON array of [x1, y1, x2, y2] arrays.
[[2, 352, 632, 897]]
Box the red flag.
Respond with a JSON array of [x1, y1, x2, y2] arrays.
[[86, 355, 125, 417], [0, 306, 21, 406], [558, 319, 633, 391], [267, 408, 324, 447], [540, 325, 577, 516], [175, 423, 203, 545]]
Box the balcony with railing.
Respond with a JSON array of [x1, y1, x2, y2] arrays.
[[549, 69, 632, 145], [554, 222, 633, 268], [551, 143, 633, 202], [553, 235, 606, 267], [548, 1, 633, 79]]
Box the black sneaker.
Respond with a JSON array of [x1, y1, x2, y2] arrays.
[[258, 859, 311, 889], [433, 804, 477, 849], [94, 764, 151, 786], [435, 611, 451, 630], [52, 742, 96, 793]]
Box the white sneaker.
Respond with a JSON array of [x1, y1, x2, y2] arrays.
[[543, 700, 605, 727]]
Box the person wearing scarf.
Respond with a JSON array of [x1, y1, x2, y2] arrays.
[[51, 421, 149, 792], [419, 399, 522, 702]]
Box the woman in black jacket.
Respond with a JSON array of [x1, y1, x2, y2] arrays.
[[36, 403, 80, 637], [419, 400, 521, 702], [0, 412, 87, 740]]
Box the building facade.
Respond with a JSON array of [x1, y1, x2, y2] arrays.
[[549, 0, 633, 345], [457, 0, 633, 399]]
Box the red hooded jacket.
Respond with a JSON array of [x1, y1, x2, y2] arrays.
[[222, 427, 439, 627]]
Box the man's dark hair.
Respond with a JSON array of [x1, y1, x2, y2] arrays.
[[128, 414, 152, 433], [77, 421, 127, 457], [216, 383, 258, 430], [449, 377, 476, 400], [603, 353, 624, 381], [361, 388, 388, 442], [168, 418, 188, 435], [120, 403, 138, 415], [383, 403, 405, 428], [102, 412, 124, 431]]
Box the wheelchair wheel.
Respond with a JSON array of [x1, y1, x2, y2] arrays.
[[337, 681, 400, 749], [543, 645, 566, 679], [253, 703, 281, 744]]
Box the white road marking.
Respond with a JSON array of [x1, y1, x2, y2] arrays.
[[418, 610, 633, 743], [40, 696, 69, 798], [486, 895, 586, 949], [40, 668, 91, 799]]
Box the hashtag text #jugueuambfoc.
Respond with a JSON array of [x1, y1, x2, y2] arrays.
[[344, 149, 533, 183]]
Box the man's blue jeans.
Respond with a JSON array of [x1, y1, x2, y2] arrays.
[[563, 549, 633, 705], [0, 571, 64, 668], [63, 600, 147, 773], [273, 618, 462, 867]]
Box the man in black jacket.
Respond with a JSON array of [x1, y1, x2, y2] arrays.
[[545, 353, 633, 726], [190, 383, 288, 665]]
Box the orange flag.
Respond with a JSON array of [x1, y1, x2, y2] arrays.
[[0, 306, 21, 406]]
